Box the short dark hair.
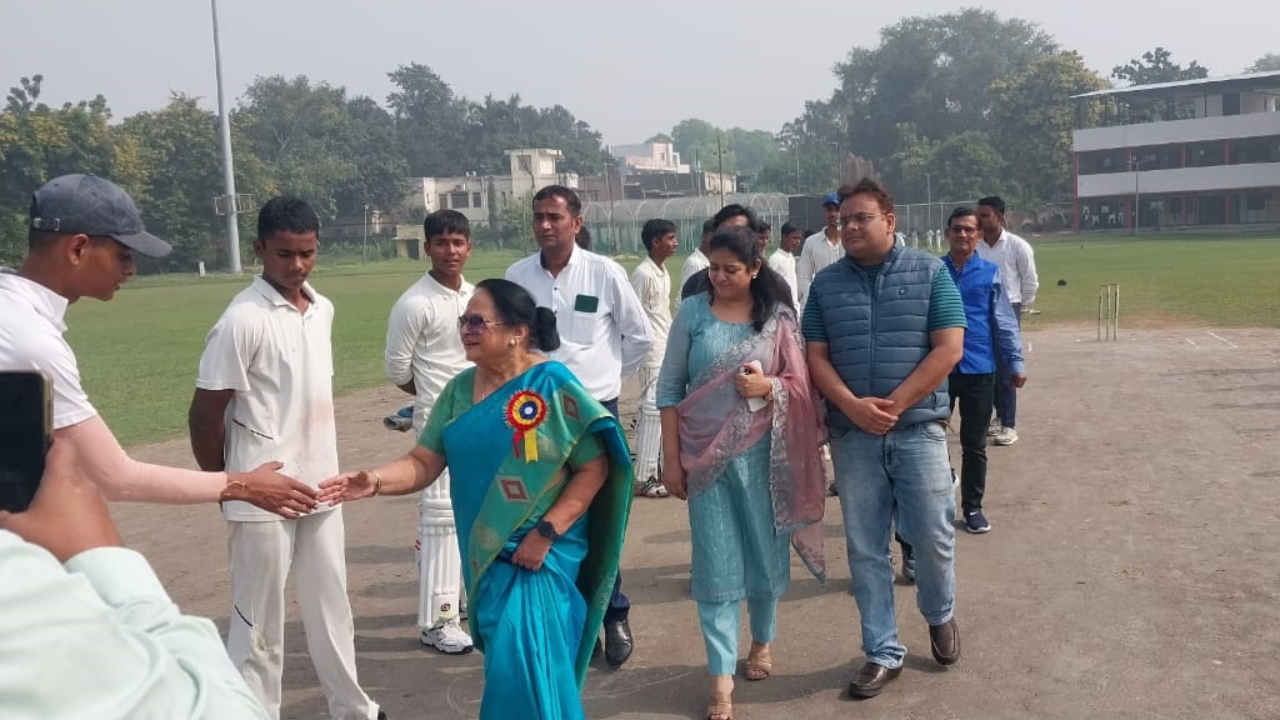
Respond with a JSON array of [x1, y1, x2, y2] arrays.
[[26, 228, 115, 251], [575, 225, 592, 250], [532, 185, 582, 216], [476, 278, 561, 352], [257, 196, 320, 241], [706, 225, 795, 329], [978, 195, 1007, 216], [752, 219, 771, 234], [641, 219, 677, 251], [423, 209, 470, 240], [837, 178, 894, 215], [780, 221, 801, 236], [702, 218, 716, 235], [947, 206, 978, 228], [712, 203, 756, 230]]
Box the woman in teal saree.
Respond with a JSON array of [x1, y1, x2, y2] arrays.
[[320, 279, 633, 720]]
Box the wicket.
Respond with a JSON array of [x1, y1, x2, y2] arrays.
[[1098, 283, 1119, 341]]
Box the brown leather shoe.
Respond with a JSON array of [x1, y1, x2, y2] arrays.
[[929, 617, 961, 665], [847, 662, 902, 699]]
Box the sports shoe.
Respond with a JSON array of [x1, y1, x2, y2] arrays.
[[963, 509, 991, 534], [420, 620, 474, 655], [987, 418, 1001, 437], [638, 476, 669, 498], [993, 427, 1018, 446]]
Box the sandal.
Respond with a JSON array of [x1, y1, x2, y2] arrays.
[[744, 642, 773, 681], [706, 693, 733, 720]]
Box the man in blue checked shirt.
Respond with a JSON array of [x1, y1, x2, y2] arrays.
[[940, 206, 1026, 534]]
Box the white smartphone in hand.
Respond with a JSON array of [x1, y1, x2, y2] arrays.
[[742, 361, 768, 412]]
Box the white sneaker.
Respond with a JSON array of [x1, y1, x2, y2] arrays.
[[993, 427, 1018, 446], [986, 419, 1001, 437], [420, 620, 474, 655]]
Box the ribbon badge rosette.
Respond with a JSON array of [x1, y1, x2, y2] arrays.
[[505, 390, 548, 463]]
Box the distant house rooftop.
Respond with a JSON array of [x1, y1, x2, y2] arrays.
[[1071, 70, 1280, 100]]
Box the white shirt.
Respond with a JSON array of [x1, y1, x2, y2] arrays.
[[0, 531, 267, 719], [0, 272, 97, 429], [767, 248, 799, 308], [976, 229, 1039, 306], [385, 273, 474, 432], [629, 256, 671, 369], [796, 229, 844, 306], [196, 277, 338, 522], [506, 248, 653, 401], [679, 249, 710, 288]]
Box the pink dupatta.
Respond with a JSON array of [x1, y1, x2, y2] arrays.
[[675, 307, 828, 579]]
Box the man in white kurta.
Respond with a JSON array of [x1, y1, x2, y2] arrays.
[[384, 210, 475, 655], [768, 221, 803, 308]]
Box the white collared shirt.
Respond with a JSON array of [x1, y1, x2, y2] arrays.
[[629, 256, 671, 369], [767, 247, 799, 308], [0, 271, 96, 429], [196, 276, 338, 521], [0, 531, 267, 719], [506, 248, 653, 401], [385, 272, 474, 432], [976, 229, 1039, 306], [796, 229, 843, 306], [679, 249, 710, 288]]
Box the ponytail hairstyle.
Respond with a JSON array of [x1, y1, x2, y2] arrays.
[[706, 225, 795, 332], [475, 278, 561, 352]]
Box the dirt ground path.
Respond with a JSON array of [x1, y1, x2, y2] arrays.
[[116, 325, 1280, 719]]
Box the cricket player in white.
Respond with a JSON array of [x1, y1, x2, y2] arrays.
[[629, 218, 678, 498], [384, 209, 475, 654], [188, 197, 382, 720]]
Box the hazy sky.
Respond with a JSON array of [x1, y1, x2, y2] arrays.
[[3, 1, 1272, 145]]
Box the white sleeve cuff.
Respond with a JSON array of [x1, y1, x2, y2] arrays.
[[64, 547, 169, 606]]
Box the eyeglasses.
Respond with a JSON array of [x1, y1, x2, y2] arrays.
[[948, 226, 980, 235], [838, 213, 884, 228], [458, 314, 506, 332]]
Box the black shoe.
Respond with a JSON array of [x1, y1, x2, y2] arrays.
[[847, 661, 902, 699], [900, 544, 916, 583], [929, 617, 961, 665], [603, 618, 633, 667], [377, 711, 387, 720]]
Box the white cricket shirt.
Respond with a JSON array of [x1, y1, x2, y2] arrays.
[[385, 272, 474, 432], [629, 256, 671, 369]]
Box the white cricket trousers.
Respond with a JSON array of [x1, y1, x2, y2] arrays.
[[633, 364, 663, 484], [417, 468, 465, 628], [227, 508, 378, 720]]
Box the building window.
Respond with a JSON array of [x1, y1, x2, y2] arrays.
[[1195, 195, 1225, 224], [438, 193, 449, 209], [1229, 136, 1280, 164], [1132, 145, 1181, 171], [450, 192, 470, 209], [1188, 143, 1225, 168], [472, 192, 483, 207], [1078, 150, 1130, 175]]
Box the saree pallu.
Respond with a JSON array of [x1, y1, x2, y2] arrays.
[[674, 307, 828, 579], [442, 361, 632, 719]]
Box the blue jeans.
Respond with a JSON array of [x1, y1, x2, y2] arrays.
[[830, 421, 956, 668], [599, 397, 630, 622], [992, 302, 1021, 428]]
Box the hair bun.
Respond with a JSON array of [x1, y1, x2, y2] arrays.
[[533, 306, 561, 352]]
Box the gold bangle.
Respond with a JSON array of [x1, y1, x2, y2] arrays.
[[369, 470, 383, 497]]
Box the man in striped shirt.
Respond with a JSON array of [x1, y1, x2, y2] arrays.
[[803, 178, 966, 700]]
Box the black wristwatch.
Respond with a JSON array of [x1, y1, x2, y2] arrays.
[[535, 520, 561, 541]]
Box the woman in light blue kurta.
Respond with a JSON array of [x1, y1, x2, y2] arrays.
[[656, 225, 827, 720]]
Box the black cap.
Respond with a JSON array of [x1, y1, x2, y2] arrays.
[[30, 174, 172, 257]]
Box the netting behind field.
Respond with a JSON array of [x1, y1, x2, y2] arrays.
[[580, 193, 790, 256]]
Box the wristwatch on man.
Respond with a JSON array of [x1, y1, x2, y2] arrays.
[[535, 520, 561, 541]]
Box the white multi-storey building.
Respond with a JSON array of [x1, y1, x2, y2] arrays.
[[1071, 71, 1280, 230]]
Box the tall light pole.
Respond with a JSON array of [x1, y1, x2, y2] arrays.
[[924, 172, 933, 233], [1131, 156, 1143, 235], [211, 0, 241, 274]]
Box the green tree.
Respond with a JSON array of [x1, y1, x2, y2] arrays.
[[387, 63, 467, 176], [117, 94, 275, 271], [671, 118, 734, 173], [1245, 53, 1280, 73], [989, 51, 1109, 205], [829, 8, 1056, 182], [1111, 46, 1209, 86]]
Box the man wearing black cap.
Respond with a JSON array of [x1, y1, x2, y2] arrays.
[[796, 192, 843, 307], [0, 174, 315, 517]]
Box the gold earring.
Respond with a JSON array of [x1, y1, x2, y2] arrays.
[[509, 338, 517, 347]]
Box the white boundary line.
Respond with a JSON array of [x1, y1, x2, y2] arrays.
[[1206, 331, 1239, 349], [1184, 337, 1199, 347]]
